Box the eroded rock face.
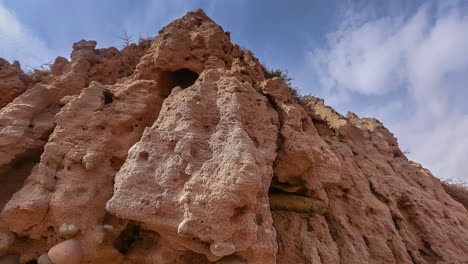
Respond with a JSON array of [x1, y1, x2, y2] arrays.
[[0, 59, 32, 109], [0, 8, 467, 264]]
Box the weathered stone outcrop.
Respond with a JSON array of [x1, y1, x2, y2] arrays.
[[0, 8, 467, 264], [0, 59, 32, 109]]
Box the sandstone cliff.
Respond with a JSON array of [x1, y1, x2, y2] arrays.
[[0, 9, 467, 264]]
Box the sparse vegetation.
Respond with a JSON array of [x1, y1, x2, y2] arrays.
[[262, 65, 303, 102], [119, 32, 152, 49], [119, 32, 135, 47], [441, 179, 468, 209]]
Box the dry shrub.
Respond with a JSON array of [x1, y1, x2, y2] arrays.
[[262, 65, 303, 102], [441, 179, 468, 210]]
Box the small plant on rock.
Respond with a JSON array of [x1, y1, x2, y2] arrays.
[[262, 65, 303, 102]]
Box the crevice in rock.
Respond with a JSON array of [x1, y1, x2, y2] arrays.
[[311, 118, 334, 137], [103, 89, 114, 105], [113, 221, 142, 255], [362, 235, 370, 248], [368, 181, 390, 204], [156, 68, 199, 97], [269, 177, 307, 195], [0, 147, 46, 211], [419, 239, 442, 263], [407, 250, 417, 264], [260, 92, 284, 153], [268, 189, 326, 214], [392, 214, 401, 231], [323, 213, 344, 261], [110, 156, 126, 172]]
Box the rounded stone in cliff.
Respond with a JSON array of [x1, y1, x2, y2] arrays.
[[0, 231, 16, 252], [102, 224, 114, 232], [177, 219, 190, 237], [48, 239, 82, 264], [37, 253, 53, 264], [59, 223, 80, 238], [210, 241, 236, 257]]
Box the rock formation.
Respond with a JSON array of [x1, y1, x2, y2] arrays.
[[1, 9, 467, 264]]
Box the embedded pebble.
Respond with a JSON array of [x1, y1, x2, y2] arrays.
[[59, 223, 80, 238], [210, 241, 236, 257], [37, 253, 53, 264], [177, 219, 190, 237], [48, 239, 82, 264], [0, 231, 16, 252], [178, 194, 190, 204], [102, 224, 114, 232]]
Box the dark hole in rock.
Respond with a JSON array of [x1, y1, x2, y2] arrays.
[[408, 251, 417, 264], [113, 221, 141, 254], [110, 157, 126, 171], [0, 148, 43, 211], [392, 215, 401, 231], [231, 206, 248, 221], [311, 118, 334, 137], [171, 68, 199, 88], [369, 181, 390, 204], [103, 90, 114, 105], [138, 151, 149, 161], [255, 213, 264, 226], [419, 249, 430, 256], [423, 239, 432, 250], [363, 235, 370, 247], [156, 69, 199, 97]]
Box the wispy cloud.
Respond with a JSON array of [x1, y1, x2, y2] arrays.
[[308, 1, 468, 181], [0, 2, 55, 69], [123, 0, 195, 39], [122, 0, 221, 41]]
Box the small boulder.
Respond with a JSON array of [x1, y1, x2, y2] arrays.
[[210, 241, 236, 257], [59, 223, 80, 238], [102, 225, 114, 232], [48, 239, 82, 264], [0, 231, 16, 252], [37, 253, 53, 264]]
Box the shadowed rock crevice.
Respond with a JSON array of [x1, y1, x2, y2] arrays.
[[113, 221, 141, 255], [0, 148, 43, 211], [311, 118, 335, 137], [268, 189, 326, 214], [156, 68, 199, 97]]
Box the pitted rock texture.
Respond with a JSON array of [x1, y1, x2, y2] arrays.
[[1, 8, 467, 264], [0, 59, 32, 109]]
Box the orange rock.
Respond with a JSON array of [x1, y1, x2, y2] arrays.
[[0, 8, 467, 264], [48, 239, 82, 264]]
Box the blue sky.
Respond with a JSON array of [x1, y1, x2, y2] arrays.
[[1, 0, 468, 182]]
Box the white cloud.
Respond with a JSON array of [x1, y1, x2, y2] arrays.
[[0, 2, 55, 70], [309, 2, 468, 181]]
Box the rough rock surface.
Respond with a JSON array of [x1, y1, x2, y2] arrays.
[[1, 9, 467, 264], [0, 59, 32, 109]]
